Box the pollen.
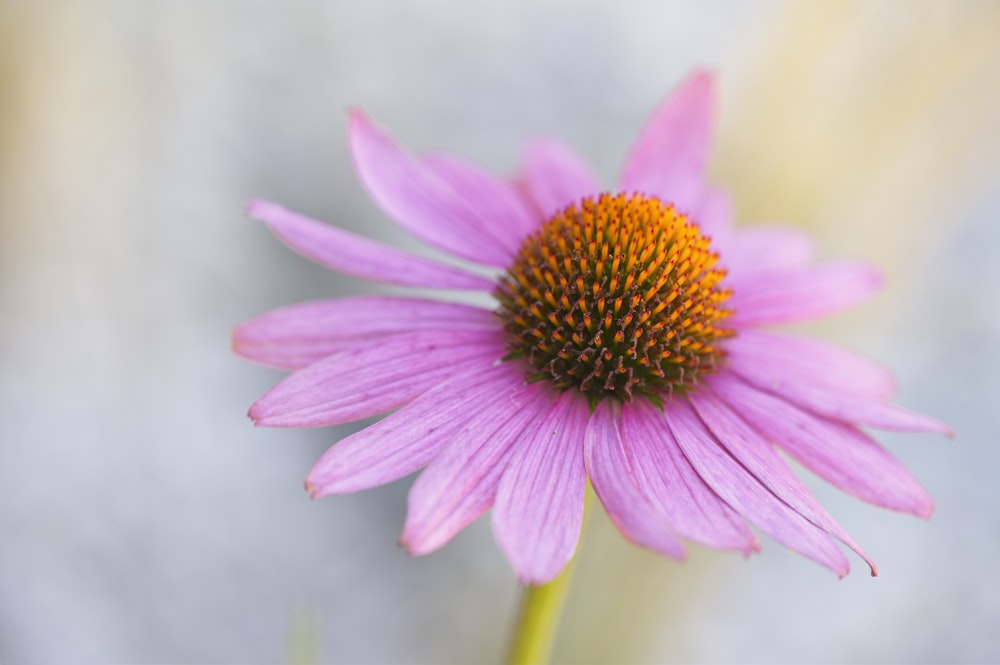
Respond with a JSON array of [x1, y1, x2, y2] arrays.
[[495, 192, 733, 406]]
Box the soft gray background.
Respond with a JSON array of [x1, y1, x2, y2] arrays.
[[1, 1, 999, 663]]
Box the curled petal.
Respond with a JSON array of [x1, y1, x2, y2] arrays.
[[688, 388, 876, 575], [666, 398, 855, 578], [728, 261, 882, 326], [248, 200, 493, 290], [584, 400, 687, 559], [233, 296, 498, 369], [493, 391, 590, 584], [708, 374, 935, 518], [249, 330, 504, 428], [349, 110, 525, 266], [619, 70, 715, 213]]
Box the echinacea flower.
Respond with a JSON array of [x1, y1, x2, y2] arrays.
[[234, 71, 949, 584]]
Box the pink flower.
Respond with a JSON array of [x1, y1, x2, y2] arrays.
[[234, 71, 950, 584]]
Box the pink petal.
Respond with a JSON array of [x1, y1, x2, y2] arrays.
[[422, 152, 540, 246], [708, 374, 935, 518], [248, 200, 494, 291], [306, 363, 521, 496], [688, 388, 876, 575], [666, 398, 854, 578], [724, 330, 896, 399], [492, 391, 590, 584], [619, 70, 716, 213], [401, 375, 553, 556], [728, 261, 882, 326], [620, 399, 758, 553], [724, 225, 816, 277], [584, 400, 687, 560], [690, 188, 734, 247], [519, 139, 601, 218], [349, 110, 522, 266], [248, 329, 504, 428], [726, 351, 951, 435], [233, 296, 499, 370]]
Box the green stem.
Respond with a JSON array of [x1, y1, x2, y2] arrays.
[[505, 489, 593, 665]]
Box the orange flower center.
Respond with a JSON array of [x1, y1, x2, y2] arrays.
[[494, 192, 733, 406]]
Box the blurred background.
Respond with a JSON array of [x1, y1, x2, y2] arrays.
[[1, 0, 998, 662]]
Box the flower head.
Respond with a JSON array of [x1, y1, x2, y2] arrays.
[[234, 71, 950, 584]]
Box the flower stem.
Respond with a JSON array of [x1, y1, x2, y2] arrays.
[[505, 488, 593, 665]]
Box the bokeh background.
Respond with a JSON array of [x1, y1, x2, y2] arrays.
[[2, 1, 999, 663]]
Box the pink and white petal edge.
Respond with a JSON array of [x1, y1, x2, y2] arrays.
[[232, 296, 498, 370], [248, 200, 494, 291], [249, 330, 504, 428]]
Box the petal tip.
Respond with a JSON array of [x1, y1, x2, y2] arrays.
[[398, 531, 427, 557], [866, 264, 885, 289], [246, 198, 278, 220], [686, 68, 717, 93], [347, 107, 378, 147], [247, 401, 273, 427]]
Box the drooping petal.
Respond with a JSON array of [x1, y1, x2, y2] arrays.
[[584, 400, 687, 559], [306, 363, 520, 496], [619, 70, 715, 213], [724, 330, 896, 399], [249, 329, 504, 428], [728, 261, 882, 326], [233, 296, 499, 369], [493, 391, 589, 584], [708, 374, 935, 518], [687, 388, 876, 575], [248, 200, 494, 290], [401, 374, 552, 556], [349, 110, 524, 266], [519, 139, 601, 219], [620, 399, 758, 553], [665, 398, 854, 577], [724, 225, 816, 277], [726, 351, 951, 434]]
